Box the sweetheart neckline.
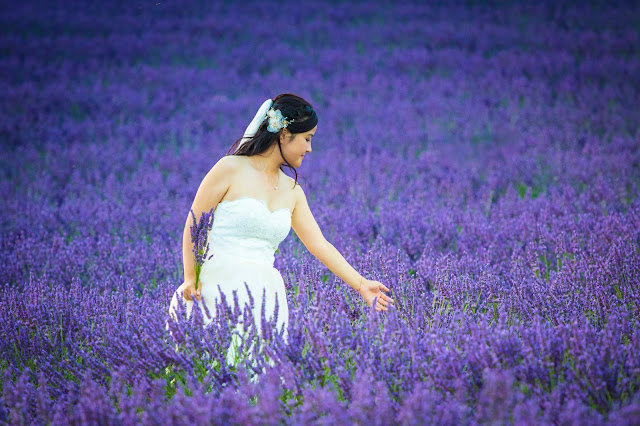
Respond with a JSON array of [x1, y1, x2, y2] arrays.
[[217, 196, 292, 216]]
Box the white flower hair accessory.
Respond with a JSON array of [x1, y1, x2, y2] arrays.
[[235, 99, 296, 153], [266, 108, 294, 133]]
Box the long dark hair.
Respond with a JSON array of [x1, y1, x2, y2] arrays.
[[228, 93, 318, 187]]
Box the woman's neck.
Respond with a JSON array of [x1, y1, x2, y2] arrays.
[[248, 144, 283, 176]]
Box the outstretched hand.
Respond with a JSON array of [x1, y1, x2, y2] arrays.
[[358, 278, 394, 311]]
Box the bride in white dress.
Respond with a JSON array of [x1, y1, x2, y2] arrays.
[[168, 93, 394, 366]]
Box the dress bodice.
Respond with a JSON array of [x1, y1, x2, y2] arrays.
[[207, 197, 292, 267]]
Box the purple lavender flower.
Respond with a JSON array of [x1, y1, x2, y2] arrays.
[[190, 207, 215, 291]]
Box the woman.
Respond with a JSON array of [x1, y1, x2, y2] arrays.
[[169, 93, 394, 365]]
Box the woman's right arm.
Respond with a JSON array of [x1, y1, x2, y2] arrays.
[[181, 155, 237, 301]]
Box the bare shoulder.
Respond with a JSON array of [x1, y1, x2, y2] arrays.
[[291, 179, 308, 207], [285, 174, 301, 193], [190, 155, 242, 216], [282, 173, 295, 188], [200, 155, 241, 190], [208, 154, 246, 179], [213, 154, 243, 172]]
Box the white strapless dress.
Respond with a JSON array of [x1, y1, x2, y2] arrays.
[[168, 196, 291, 366]]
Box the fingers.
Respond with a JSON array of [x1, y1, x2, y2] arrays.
[[180, 289, 200, 302], [377, 286, 395, 304], [372, 296, 391, 311], [195, 281, 202, 300], [374, 294, 395, 311], [190, 290, 201, 301], [179, 281, 202, 302], [364, 288, 395, 312], [383, 294, 395, 304]]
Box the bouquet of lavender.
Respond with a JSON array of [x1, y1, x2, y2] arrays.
[[190, 207, 215, 291]]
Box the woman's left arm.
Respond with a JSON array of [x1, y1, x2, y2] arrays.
[[291, 185, 395, 311]]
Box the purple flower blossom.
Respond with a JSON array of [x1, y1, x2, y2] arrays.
[[190, 207, 214, 291]]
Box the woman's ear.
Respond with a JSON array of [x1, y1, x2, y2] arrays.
[[280, 129, 289, 143]]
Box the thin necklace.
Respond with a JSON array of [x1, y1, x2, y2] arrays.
[[263, 165, 279, 190]]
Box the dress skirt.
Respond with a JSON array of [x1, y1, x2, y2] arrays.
[[168, 253, 289, 367]]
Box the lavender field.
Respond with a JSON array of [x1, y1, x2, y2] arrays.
[[2, 0, 640, 424]]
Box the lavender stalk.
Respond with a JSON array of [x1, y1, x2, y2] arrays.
[[190, 207, 215, 291]]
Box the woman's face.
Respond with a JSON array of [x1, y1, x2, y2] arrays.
[[281, 125, 317, 168]]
